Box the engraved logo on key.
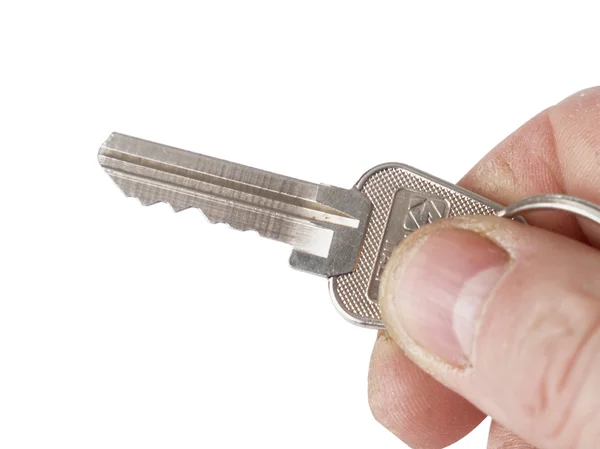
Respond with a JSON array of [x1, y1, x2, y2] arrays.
[[367, 189, 450, 302], [404, 195, 448, 230]]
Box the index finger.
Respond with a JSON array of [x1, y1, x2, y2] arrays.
[[460, 86, 600, 246]]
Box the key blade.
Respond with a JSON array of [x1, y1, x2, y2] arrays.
[[98, 133, 371, 277]]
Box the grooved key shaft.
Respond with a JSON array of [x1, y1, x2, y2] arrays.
[[98, 133, 371, 277]]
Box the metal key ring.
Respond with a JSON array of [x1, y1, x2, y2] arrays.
[[497, 194, 600, 226]]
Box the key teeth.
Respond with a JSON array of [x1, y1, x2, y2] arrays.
[[169, 203, 192, 213], [107, 173, 222, 221], [128, 195, 196, 215], [139, 197, 161, 207], [195, 207, 268, 237], [114, 183, 269, 239]]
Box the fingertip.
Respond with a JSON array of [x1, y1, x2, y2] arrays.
[[557, 86, 600, 106], [457, 86, 600, 244], [369, 331, 485, 449]]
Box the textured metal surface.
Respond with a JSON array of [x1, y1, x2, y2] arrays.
[[98, 133, 371, 277], [329, 164, 504, 329]]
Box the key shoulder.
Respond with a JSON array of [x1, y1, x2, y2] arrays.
[[289, 185, 372, 277]]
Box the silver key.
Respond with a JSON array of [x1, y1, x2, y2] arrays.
[[98, 133, 600, 329]]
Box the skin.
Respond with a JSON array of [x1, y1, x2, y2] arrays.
[[368, 87, 600, 448]]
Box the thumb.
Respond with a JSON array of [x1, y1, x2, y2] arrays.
[[380, 217, 600, 449]]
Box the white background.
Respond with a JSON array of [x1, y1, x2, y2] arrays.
[[1, 1, 599, 448]]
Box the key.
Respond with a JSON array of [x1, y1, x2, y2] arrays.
[[98, 133, 600, 329], [97, 133, 501, 328]]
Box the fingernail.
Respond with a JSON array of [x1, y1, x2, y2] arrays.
[[382, 229, 509, 366]]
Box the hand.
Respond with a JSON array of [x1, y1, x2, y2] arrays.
[[369, 87, 600, 449]]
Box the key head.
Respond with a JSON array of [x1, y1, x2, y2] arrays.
[[329, 163, 504, 329]]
